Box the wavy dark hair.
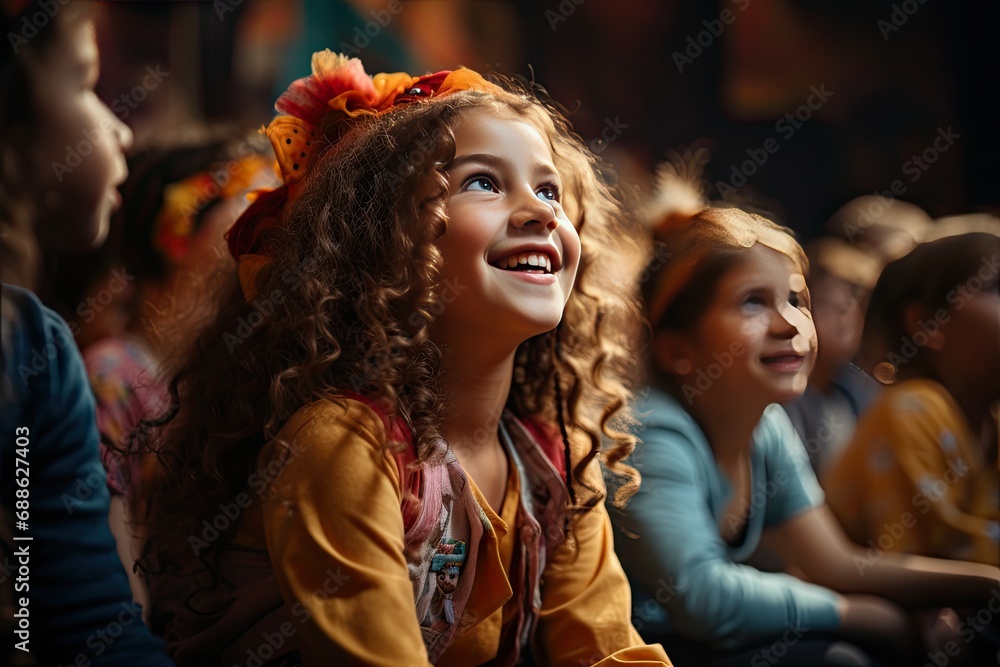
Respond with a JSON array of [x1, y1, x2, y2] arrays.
[[861, 231, 999, 384], [135, 82, 645, 573]]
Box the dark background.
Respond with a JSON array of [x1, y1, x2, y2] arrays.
[[93, 0, 998, 240]]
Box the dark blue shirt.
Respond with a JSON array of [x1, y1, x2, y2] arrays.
[[1, 284, 172, 666]]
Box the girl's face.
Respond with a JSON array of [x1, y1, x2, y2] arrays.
[[810, 272, 865, 369], [32, 19, 132, 255], [937, 272, 1000, 400], [680, 244, 817, 405], [431, 109, 581, 344]]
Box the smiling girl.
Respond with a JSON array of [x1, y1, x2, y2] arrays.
[[136, 52, 672, 666], [609, 173, 1000, 666]]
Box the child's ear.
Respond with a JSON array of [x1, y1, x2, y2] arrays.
[[903, 303, 946, 351], [652, 329, 694, 376]]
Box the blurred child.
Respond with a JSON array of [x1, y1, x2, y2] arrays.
[[782, 236, 883, 475], [52, 135, 274, 609], [0, 1, 172, 664], [824, 233, 999, 567], [609, 169, 1000, 666], [825, 195, 931, 265]]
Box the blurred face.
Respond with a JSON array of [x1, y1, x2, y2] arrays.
[[939, 272, 1000, 401], [430, 109, 581, 344], [682, 244, 817, 405], [32, 18, 132, 254], [811, 272, 865, 369]]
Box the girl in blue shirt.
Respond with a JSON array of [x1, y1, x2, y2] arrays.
[[610, 171, 1000, 666]]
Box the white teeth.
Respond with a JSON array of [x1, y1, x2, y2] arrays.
[[496, 251, 553, 272]]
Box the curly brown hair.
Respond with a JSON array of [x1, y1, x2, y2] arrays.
[[136, 82, 645, 571]]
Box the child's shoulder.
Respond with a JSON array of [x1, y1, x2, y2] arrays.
[[2, 283, 86, 407], [862, 378, 962, 432], [254, 395, 411, 491], [278, 394, 395, 445], [635, 387, 701, 440], [882, 378, 954, 407], [3, 283, 67, 340]]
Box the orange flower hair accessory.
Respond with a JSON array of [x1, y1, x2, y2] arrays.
[[153, 153, 272, 264], [267, 51, 416, 188], [226, 50, 503, 300]]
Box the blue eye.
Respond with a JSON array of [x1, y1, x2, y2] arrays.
[[537, 183, 560, 202], [463, 175, 498, 193], [742, 295, 766, 308]]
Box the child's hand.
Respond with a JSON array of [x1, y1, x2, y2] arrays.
[[837, 594, 913, 663], [919, 607, 973, 666]]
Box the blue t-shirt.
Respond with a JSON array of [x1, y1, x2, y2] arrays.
[[608, 387, 840, 648], [1, 284, 173, 665]]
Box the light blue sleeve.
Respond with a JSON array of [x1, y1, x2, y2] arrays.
[[759, 404, 827, 527], [612, 407, 840, 646]]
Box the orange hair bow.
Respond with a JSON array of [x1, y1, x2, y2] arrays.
[[226, 51, 502, 300]]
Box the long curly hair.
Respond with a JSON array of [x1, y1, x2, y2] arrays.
[[136, 82, 645, 572]]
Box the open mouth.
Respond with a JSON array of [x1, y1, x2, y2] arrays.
[[760, 354, 804, 371], [491, 251, 554, 274]]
